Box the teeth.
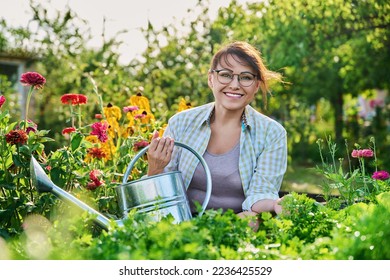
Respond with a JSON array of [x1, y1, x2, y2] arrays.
[[226, 93, 242, 97]]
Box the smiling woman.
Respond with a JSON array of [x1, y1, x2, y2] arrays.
[[145, 41, 287, 230]]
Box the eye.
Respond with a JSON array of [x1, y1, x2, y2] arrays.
[[240, 73, 255, 81], [218, 71, 233, 78]]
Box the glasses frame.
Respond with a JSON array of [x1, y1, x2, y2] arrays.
[[211, 69, 258, 87]]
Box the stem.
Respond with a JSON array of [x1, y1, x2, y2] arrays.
[[370, 137, 378, 172], [69, 104, 75, 127], [24, 87, 34, 130], [78, 105, 82, 128]]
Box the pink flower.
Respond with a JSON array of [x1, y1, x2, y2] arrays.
[[87, 169, 104, 190], [351, 149, 374, 158], [372, 171, 390, 181], [0, 95, 5, 108], [123, 106, 139, 113], [20, 72, 46, 89], [134, 113, 146, 119], [90, 121, 109, 143]]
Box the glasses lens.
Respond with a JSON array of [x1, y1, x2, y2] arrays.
[[216, 70, 233, 84], [239, 73, 255, 87]]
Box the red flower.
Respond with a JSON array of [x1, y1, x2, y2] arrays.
[[20, 72, 46, 89], [5, 130, 28, 145], [95, 114, 102, 119], [86, 169, 104, 190], [60, 93, 88, 105], [351, 149, 374, 158], [372, 171, 390, 181], [90, 121, 109, 143], [133, 140, 149, 151], [87, 147, 107, 159], [62, 127, 76, 135], [0, 95, 5, 108]]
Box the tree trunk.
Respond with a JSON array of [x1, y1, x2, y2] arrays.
[[333, 91, 344, 146]]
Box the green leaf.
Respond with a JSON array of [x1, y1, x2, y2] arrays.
[[71, 132, 84, 152]]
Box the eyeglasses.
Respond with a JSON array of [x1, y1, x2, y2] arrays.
[[211, 69, 257, 87]]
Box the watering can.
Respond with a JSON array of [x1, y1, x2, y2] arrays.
[[30, 142, 212, 230]]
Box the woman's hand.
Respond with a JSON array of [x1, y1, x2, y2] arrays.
[[238, 197, 284, 231], [146, 131, 174, 176]]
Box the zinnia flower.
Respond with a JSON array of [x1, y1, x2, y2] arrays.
[[20, 72, 46, 89], [90, 121, 109, 143], [62, 127, 76, 135], [123, 105, 139, 113], [86, 169, 104, 190], [87, 147, 107, 159], [5, 130, 28, 145], [133, 140, 149, 151], [60, 93, 88, 105], [351, 149, 374, 158], [0, 95, 5, 108], [372, 171, 390, 181]]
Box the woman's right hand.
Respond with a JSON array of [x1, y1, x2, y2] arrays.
[[146, 131, 174, 176]]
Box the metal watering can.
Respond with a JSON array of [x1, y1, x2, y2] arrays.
[[30, 142, 212, 230]]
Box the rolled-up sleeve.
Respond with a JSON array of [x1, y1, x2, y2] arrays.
[[242, 124, 287, 211]]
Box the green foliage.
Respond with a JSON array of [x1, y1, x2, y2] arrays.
[[331, 192, 390, 259]]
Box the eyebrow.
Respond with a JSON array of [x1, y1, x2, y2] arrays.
[[217, 68, 256, 75]]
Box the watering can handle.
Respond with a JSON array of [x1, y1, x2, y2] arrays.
[[122, 141, 212, 216]]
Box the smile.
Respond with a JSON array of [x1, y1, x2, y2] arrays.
[[225, 92, 244, 98]]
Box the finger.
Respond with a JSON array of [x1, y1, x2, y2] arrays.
[[156, 137, 168, 153], [166, 138, 175, 154]]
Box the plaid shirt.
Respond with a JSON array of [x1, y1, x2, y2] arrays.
[[163, 102, 287, 211]]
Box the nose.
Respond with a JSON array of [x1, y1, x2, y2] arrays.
[[229, 74, 241, 88]]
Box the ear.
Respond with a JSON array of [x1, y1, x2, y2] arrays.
[[254, 79, 261, 93], [208, 72, 214, 88]]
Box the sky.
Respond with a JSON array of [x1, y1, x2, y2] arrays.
[[1, 0, 251, 64]]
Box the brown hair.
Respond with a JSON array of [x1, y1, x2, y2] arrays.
[[210, 41, 281, 108]]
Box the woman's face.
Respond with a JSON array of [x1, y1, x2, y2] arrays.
[[208, 54, 260, 113]]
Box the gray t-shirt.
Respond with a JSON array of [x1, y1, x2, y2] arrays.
[[187, 142, 245, 214]]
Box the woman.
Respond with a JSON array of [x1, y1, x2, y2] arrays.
[[146, 41, 287, 225]]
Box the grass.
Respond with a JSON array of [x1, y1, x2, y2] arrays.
[[282, 164, 325, 194]]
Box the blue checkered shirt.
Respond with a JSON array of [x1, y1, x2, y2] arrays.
[[163, 102, 287, 211]]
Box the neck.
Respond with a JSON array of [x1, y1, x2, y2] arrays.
[[211, 107, 244, 127]]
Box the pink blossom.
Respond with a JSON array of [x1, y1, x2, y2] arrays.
[[134, 113, 146, 119], [123, 106, 139, 113], [90, 121, 109, 143], [87, 169, 104, 190], [372, 171, 390, 181], [0, 95, 5, 108], [351, 149, 374, 158], [20, 72, 46, 89]]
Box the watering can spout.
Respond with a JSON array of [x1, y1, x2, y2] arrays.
[[30, 156, 57, 193], [30, 156, 121, 230]]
